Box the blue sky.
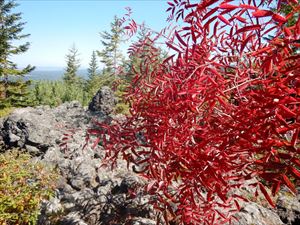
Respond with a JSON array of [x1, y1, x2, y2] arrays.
[[13, 0, 169, 70]]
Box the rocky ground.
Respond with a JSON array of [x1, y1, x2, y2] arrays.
[[0, 86, 299, 225]]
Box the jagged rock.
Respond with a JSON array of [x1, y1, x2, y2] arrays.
[[10, 100, 154, 224], [233, 202, 284, 225], [131, 217, 157, 225], [88, 86, 116, 115], [40, 135, 154, 224], [276, 188, 300, 225], [0, 101, 88, 155]]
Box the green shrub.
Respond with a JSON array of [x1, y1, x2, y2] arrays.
[[0, 107, 14, 118], [31, 80, 89, 107], [30, 74, 131, 115], [0, 150, 58, 225]]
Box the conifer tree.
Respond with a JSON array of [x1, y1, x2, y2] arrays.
[[86, 50, 100, 97], [87, 50, 98, 82], [0, 0, 35, 109], [63, 44, 80, 85], [97, 16, 124, 78]]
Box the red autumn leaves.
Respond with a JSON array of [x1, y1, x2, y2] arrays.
[[89, 0, 300, 224]]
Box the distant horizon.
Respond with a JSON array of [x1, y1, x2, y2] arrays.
[[31, 66, 89, 71], [25, 67, 91, 81]]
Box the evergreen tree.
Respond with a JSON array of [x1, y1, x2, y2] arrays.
[[97, 16, 124, 78], [0, 0, 35, 109], [86, 51, 100, 98], [63, 44, 80, 85], [87, 50, 98, 82]]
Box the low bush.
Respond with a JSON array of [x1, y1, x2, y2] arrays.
[[0, 150, 58, 225], [0, 107, 13, 118]]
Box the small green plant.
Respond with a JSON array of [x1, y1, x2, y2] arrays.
[[0, 107, 13, 118], [0, 149, 58, 225]]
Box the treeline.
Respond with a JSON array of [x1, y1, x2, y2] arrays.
[[31, 71, 113, 108], [31, 16, 166, 113], [30, 16, 130, 112]]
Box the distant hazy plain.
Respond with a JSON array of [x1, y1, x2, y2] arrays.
[[24, 68, 88, 81]]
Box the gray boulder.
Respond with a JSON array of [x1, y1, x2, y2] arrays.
[[40, 139, 155, 225], [233, 202, 284, 225], [0, 101, 88, 155], [276, 188, 300, 224], [88, 86, 116, 116]]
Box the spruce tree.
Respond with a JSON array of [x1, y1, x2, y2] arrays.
[[97, 16, 124, 78], [87, 50, 98, 82], [0, 0, 35, 109], [86, 50, 100, 97], [63, 44, 80, 85]]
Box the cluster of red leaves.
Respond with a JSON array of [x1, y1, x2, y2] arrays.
[[88, 0, 300, 224]]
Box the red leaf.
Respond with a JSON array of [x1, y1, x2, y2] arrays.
[[292, 158, 300, 167], [213, 21, 220, 36], [88, 129, 102, 135], [185, 3, 198, 9], [250, 46, 273, 56], [279, 104, 296, 117], [236, 25, 261, 34], [204, 16, 218, 31], [252, 10, 273, 17], [259, 183, 275, 208], [175, 30, 187, 47], [239, 4, 258, 10], [202, 7, 219, 21], [240, 34, 254, 53], [290, 166, 300, 179], [271, 180, 281, 196], [59, 142, 67, 147], [282, 174, 296, 193], [283, 27, 292, 36], [234, 15, 247, 23], [232, 194, 249, 202], [163, 54, 175, 64], [167, 1, 174, 7], [166, 42, 181, 52], [218, 15, 231, 26], [234, 200, 241, 211], [219, 3, 238, 9], [272, 13, 287, 23]]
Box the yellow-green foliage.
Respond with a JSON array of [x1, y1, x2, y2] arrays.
[[115, 102, 129, 114], [32, 80, 89, 107], [0, 107, 13, 118], [0, 150, 58, 225], [113, 80, 130, 115]]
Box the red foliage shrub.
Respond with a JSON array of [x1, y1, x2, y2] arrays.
[[89, 1, 300, 224]]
